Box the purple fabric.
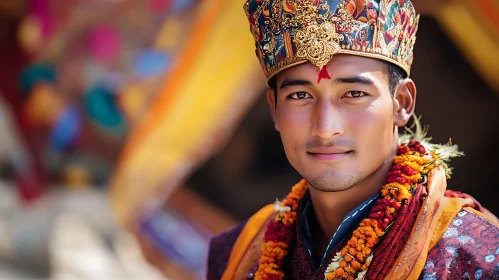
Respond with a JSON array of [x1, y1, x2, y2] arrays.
[[419, 209, 499, 280], [207, 222, 246, 280], [207, 209, 499, 279]]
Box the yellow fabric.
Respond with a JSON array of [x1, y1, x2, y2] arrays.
[[385, 166, 469, 279], [221, 204, 275, 280], [437, 0, 499, 91], [427, 197, 471, 250], [110, 0, 263, 226]]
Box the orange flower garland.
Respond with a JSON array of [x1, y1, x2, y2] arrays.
[[254, 140, 442, 280], [324, 140, 435, 279], [254, 179, 308, 280]]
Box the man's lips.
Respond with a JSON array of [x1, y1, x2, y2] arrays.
[[308, 147, 350, 154], [307, 148, 353, 161]]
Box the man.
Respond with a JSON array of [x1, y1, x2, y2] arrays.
[[208, 0, 499, 279]]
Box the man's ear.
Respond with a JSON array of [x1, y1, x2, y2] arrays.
[[393, 78, 417, 127], [266, 88, 279, 131]]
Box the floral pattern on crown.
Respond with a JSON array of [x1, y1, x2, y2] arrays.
[[244, 0, 420, 82]]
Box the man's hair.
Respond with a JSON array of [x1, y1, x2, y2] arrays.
[[386, 62, 406, 95], [269, 61, 406, 100]]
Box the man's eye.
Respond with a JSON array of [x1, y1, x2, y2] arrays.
[[344, 91, 366, 98], [289, 92, 311, 99]]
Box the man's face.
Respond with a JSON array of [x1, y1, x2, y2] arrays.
[[271, 55, 397, 192]]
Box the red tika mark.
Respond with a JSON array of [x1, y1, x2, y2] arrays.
[[317, 67, 331, 83]]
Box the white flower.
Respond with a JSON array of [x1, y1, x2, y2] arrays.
[[331, 262, 340, 270], [355, 270, 367, 280], [325, 253, 343, 276], [332, 252, 343, 262], [273, 199, 291, 213], [366, 255, 374, 263]]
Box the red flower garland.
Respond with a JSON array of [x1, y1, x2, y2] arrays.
[[253, 180, 307, 280], [254, 141, 439, 280]]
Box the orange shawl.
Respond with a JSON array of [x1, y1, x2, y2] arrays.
[[221, 167, 497, 279]]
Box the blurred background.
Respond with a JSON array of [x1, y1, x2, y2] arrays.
[[0, 0, 497, 279]]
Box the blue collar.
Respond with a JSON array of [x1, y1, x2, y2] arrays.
[[299, 191, 380, 265]]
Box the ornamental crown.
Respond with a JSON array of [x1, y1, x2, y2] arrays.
[[244, 0, 419, 82]]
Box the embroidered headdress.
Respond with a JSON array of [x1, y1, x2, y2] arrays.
[[244, 0, 420, 83]]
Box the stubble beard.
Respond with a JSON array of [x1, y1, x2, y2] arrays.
[[304, 170, 365, 192]]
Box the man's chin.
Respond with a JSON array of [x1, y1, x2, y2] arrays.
[[305, 174, 361, 193]]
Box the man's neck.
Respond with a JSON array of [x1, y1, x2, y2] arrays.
[[307, 146, 397, 253]]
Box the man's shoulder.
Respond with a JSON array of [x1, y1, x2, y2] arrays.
[[438, 206, 499, 246], [210, 221, 248, 253], [207, 221, 247, 279], [422, 207, 499, 279]]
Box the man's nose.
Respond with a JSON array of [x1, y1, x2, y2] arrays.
[[310, 101, 344, 139]]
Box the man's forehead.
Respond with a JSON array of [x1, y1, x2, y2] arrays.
[[277, 55, 387, 83]]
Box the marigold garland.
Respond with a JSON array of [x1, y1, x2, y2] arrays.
[[324, 140, 433, 280], [253, 139, 454, 280], [253, 179, 308, 280]]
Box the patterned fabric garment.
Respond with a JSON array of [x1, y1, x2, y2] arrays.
[[207, 222, 248, 280], [419, 208, 499, 280], [207, 206, 499, 279]]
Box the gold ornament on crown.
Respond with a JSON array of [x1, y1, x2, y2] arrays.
[[244, 0, 420, 82], [295, 22, 344, 70], [294, 0, 344, 70]]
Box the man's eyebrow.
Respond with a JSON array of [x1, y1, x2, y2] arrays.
[[279, 78, 313, 90], [333, 76, 374, 85]]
